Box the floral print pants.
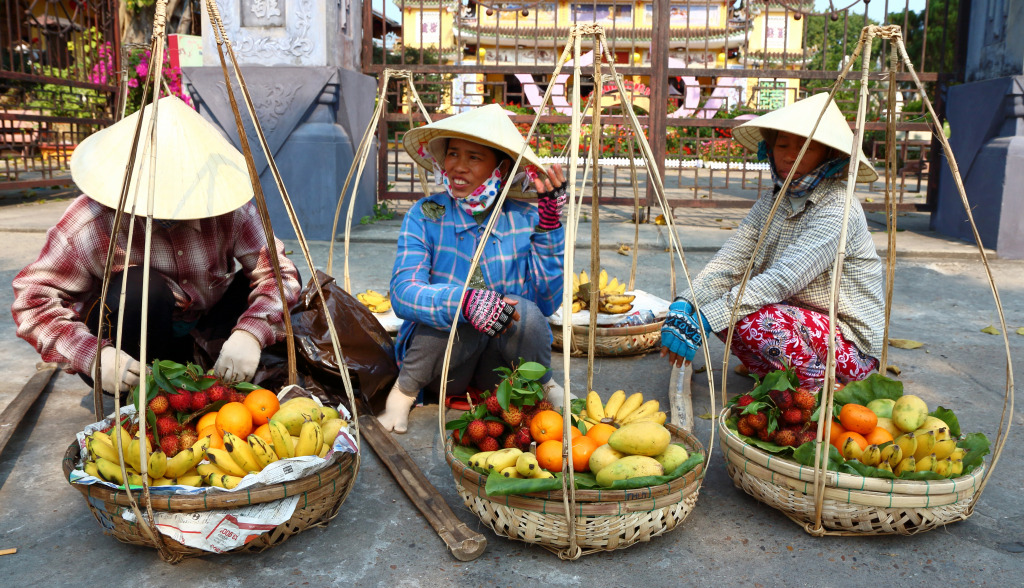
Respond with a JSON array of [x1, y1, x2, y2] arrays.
[[719, 303, 879, 390]]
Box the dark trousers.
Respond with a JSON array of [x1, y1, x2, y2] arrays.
[[81, 267, 251, 387]]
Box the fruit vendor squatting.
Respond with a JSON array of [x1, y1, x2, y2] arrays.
[[377, 104, 570, 433], [660, 93, 884, 390], [11, 96, 301, 396]]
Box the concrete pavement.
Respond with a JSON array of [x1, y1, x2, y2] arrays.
[[0, 195, 1021, 586]]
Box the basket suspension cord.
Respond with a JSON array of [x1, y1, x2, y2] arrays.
[[584, 48, 603, 399], [624, 124, 641, 292], [811, 25, 876, 536], [878, 41, 900, 374], [891, 32, 1014, 501], [332, 70, 433, 290], [205, 0, 362, 449]]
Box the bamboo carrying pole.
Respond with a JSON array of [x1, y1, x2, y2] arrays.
[[436, 24, 716, 559]]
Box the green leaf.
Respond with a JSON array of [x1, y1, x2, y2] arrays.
[[833, 373, 903, 406], [496, 380, 512, 411], [1016, 327, 1024, 336], [484, 471, 563, 496], [844, 459, 896, 479], [888, 338, 924, 349], [197, 377, 218, 391], [570, 398, 586, 416], [451, 445, 477, 464], [741, 400, 768, 415], [958, 432, 991, 475], [146, 406, 160, 445], [233, 381, 259, 392], [157, 359, 186, 371], [150, 362, 178, 395], [516, 361, 548, 381], [173, 378, 200, 392], [601, 453, 703, 490], [160, 366, 187, 380], [895, 469, 948, 481], [930, 406, 961, 438], [493, 366, 513, 378], [793, 441, 848, 472], [981, 325, 1000, 335]]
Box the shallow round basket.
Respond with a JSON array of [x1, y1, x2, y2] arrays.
[[549, 320, 663, 357], [445, 424, 704, 555], [63, 441, 358, 563], [716, 410, 985, 535]]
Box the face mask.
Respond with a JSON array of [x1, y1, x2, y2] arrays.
[[443, 166, 503, 217]]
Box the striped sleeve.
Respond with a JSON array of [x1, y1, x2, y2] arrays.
[[390, 208, 465, 330]]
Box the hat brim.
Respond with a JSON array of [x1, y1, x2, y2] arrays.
[[733, 93, 879, 183], [70, 96, 253, 220]]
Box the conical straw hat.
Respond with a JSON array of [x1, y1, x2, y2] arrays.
[[403, 104, 548, 198], [70, 96, 253, 220], [732, 93, 879, 183]]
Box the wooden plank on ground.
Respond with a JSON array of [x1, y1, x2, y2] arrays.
[[358, 413, 487, 561], [0, 365, 58, 457]]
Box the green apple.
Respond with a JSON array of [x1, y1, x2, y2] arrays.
[[866, 398, 896, 419]]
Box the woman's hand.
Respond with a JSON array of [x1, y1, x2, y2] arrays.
[[535, 163, 567, 231]]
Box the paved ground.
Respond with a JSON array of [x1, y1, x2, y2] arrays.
[[0, 194, 1021, 586]]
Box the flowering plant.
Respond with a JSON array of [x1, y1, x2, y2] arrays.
[[90, 43, 192, 115]]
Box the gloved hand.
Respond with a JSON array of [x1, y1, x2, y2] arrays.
[[660, 299, 712, 366], [214, 329, 262, 383], [534, 163, 567, 231], [462, 289, 518, 336], [93, 346, 141, 394]]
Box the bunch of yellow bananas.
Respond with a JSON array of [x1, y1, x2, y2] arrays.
[[582, 390, 667, 426], [357, 289, 392, 313], [571, 269, 636, 314], [841, 427, 966, 478], [84, 426, 210, 488], [467, 448, 555, 479]]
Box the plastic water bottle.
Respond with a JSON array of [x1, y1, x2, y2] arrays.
[[615, 309, 656, 327]]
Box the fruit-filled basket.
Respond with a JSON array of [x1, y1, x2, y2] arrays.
[[66, 363, 359, 562], [718, 371, 991, 535], [443, 365, 704, 555]]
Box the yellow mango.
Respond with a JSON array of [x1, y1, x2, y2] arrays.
[[595, 455, 664, 487], [608, 422, 671, 457]]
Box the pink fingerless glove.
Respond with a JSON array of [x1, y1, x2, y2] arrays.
[[536, 186, 567, 231], [462, 289, 515, 336]]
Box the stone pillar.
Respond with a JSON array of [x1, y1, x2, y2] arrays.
[[182, 0, 375, 241], [932, 0, 1024, 259]]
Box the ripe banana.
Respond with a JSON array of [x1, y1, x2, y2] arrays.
[[95, 457, 125, 484], [860, 444, 882, 467], [571, 301, 583, 313], [87, 436, 121, 464], [500, 466, 523, 478], [602, 294, 636, 305], [950, 459, 963, 476], [880, 443, 903, 467], [933, 427, 950, 442], [615, 393, 644, 422], [586, 391, 606, 421], [485, 448, 522, 472], [248, 434, 279, 469], [196, 463, 228, 478], [877, 461, 893, 474], [598, 270, 608, 290], [600, 303, 633, 315], [294, 421, 324, 457], [204, 473, 243, 489], [83, 461, 101, 479], [932, 457, 953, 477], [894, 456, 916, 476], [841, 437, 863, 461], [915, 453, 936, 472], [913, 430, 937, 460], [894, 433, 917, 459], [357, 290, 392, 313], [125, 472, 148, 487], [268, 420, 295, 459], [516, 452, 540, 477], [223, 432, 263, 473], [147, 451, 167, 479], [469, 451, 495, 473], [206, 448, 249, 477], [932, 438, 957, 460], [603, 390, 626, 420], [173, 473, 204, 487], [125, 439, 144, 472], [950, 447, 966, 461], [620, 400, 660, 425], [531, 469, 555, 479]]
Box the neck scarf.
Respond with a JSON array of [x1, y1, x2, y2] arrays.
[[442, 166, 504, 216], [758, 140, 849, 199]]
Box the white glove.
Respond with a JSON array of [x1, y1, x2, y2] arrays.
[[214, 330, 262, 384], [93, 347, 141, 394]]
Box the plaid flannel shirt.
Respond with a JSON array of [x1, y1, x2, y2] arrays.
[[390, 192, 564, 362], [11, 195, 301, 375], [688, 178, 884, 356]]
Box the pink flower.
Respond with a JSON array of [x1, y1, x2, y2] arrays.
[[127, 78, 138, 88], [136, 62, 148, 78]]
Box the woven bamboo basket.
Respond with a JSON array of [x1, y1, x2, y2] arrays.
[[550, 320, 663, 357], [63, 441, 358, 562], [717, 411, 986, 535], [444, 424, 704, 554]]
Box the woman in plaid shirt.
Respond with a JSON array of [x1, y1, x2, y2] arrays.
[[661, 94, 884, 390], [11, 97, 300, 396], [377, 105, 569, 433]]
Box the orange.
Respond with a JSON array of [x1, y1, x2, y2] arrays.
[[196, 411, 219, 433], [536, 439, 563, 472], [199, 425, 225, 450], [834, 431, 868, 453], [826, 420, 847, 447], [530, 410, 563, 443], [570, 426, 582, 439], [242, 388, 280, 426], [839, 403, 878, 435], [585, 423, 617, 446], [570, 436, 598, 472], [216, 402, 253, 439], [253, 423, 274, 444], [864, 426, 894, 446]]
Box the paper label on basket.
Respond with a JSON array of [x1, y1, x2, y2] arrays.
[[548, 289, 670, 326], [122, 495, 300, 553]]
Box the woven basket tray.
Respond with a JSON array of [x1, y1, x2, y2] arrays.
[[716, 411, 985, 535], [63, 441, 358, 562], [550, 320, 663, 357], [445, 424, 704, 555]]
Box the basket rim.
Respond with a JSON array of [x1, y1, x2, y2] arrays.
[[716, 407, 985, 497], [445, 423, 705, 506], [548, 318, 664, 336], [63, 440, 357, 512]]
